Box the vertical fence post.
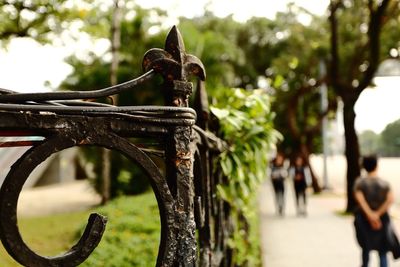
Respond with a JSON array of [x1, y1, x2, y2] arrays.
[[143, 26, 206, 266]]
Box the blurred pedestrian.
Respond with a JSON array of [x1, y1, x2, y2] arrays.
[[354, 155, 400, 267], [270, 153, 287, 216], [289, 155, 311, 216]]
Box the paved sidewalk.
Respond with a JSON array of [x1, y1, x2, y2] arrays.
[[18, 180, 101, 217], [13, 175, 400, 266], [259, 181, 400, 267]]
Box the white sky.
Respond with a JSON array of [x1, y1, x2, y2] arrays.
[[1, 0, 399, 133], [135, 0, 329, 22], [355, 77, 400, 133], [0, 39, 72, 92]]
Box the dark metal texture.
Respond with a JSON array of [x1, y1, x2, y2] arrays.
[[0, 26, 231, 266]]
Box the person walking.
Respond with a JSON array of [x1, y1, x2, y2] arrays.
[[354, 155, 400, 267], [270, 153, 287, 216], [289, 155, 311, 216]]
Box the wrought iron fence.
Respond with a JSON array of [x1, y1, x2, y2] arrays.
[[0, 26, 231, 266]]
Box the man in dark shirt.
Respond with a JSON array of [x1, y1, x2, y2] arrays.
[[354, 155, 400, 267]]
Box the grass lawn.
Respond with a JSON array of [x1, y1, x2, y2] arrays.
[[0, 211, 88, 266], [0, 191, 160, 267]]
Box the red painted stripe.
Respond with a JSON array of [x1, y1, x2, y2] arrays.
[[0, 131, 36, 137], [0, 141, 42, 147]]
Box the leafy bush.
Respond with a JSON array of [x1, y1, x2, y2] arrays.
[[79, 192, 160, 267], [83, 146, 151, 198], [211, 88, 281, 266]]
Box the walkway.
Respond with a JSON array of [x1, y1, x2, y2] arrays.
[[12, 161, 400, 266], [18, 180, 101, 217], [259, 181, 400, 267]]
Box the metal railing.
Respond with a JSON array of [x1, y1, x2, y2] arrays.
[[0, 26, 231, 267]]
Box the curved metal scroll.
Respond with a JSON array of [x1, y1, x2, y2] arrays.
[[0, 136, 106, 266], [0, 132, 177, 266]]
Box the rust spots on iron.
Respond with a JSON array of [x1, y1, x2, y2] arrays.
[[174, 151, 192, 167]]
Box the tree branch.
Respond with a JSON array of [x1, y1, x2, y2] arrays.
[[329, 0, 342, 95], [305, 95, 337, 134], [0, 2, 56, 40], [286, 80, 323, 139], [357, 0, 391, 93]]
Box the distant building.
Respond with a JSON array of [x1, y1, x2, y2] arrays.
[[0, 146, 83, 189]]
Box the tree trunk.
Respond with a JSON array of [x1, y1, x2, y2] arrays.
[[110, 0, 121, 91], [101, 0, 122, 204], [343, 100, 360, 213], [299, 143, 321, 193], [101, 149, 111, 205]]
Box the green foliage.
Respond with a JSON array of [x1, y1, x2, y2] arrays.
[[211, 88, 281, 266], [0, 0, 88, 43], [61, 6, 168, 197], [332, 0, 400, 88], [267, 8, 335, 156], [380, 118, 400, 157], [359, 130, 381, 155], [60, 3, 335, 197], [81, 146, 152, 197], [179, 14, 245, 90], [62, 5, 166, 95], [79, 192, 160, 267], [359, 119, 400, 157]]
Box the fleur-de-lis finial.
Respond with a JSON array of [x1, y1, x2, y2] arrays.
[[142, 26, 206, 82], [164, 25, 186, 66], [142, 26, 206, 107]]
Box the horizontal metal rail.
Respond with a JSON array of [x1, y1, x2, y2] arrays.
[[0, 103, 196, 116]]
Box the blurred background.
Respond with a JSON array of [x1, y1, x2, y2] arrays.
[[0, 0, 400, 266]]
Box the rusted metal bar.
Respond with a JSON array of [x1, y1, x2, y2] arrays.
[[0, 140, 42, 147]]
